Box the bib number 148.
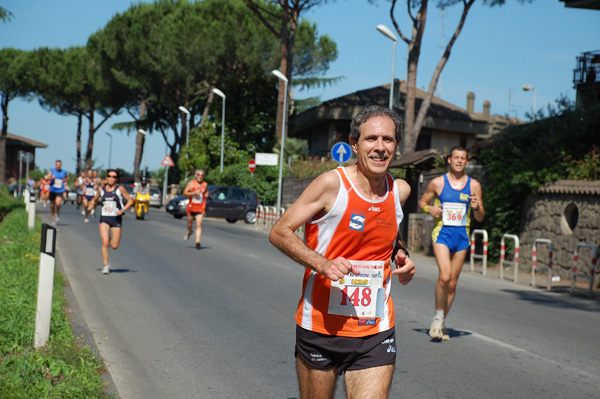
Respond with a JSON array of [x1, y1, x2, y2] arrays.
[[340, 286, 372, 307]]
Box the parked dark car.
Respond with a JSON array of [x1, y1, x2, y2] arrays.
[[166, 185, 259, 224]]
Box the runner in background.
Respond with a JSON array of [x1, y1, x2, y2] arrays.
[[418, 146, 485, 341], [182, 169, 209, 249], [74, 170, 85, 212], [46, 160, 68, 225], [87, 169, 134, 275], [82, 170, 98, 223]]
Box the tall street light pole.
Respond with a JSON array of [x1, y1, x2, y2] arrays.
[[272, 70, 288, 219], [212, 88, 226, 173], [377, 24, 397, 109], [522, 84, 537, 121], [105, 132, 113, 169], [178, 106, 191, 179]]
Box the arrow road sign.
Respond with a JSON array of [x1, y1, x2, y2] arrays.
[[331, 142, 352, 164]]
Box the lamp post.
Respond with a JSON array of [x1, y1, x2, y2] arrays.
[[272, 70, 288, 219], [522, 84, 537, 120], [105, 132, 113, 169], [178, 106, 191, 179], [377, 24, 397, 109], [212, 88, 226, 173]]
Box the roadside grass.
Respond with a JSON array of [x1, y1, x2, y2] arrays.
[[0, 188, 112, 398]]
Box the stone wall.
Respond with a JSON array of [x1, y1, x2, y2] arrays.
[[519, 193, 600, 279]]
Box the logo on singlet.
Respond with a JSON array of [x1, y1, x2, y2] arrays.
[[349, 213, 365, 231], [358, 319, 376, 326], [368, 205, 381, 212]]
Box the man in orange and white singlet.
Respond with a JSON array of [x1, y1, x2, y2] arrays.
[[183, 169, 209, 249], [270, 106, 415, 399]]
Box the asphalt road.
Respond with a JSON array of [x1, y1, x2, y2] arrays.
[[36, 202, 600, 399]]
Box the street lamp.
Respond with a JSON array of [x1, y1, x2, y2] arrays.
[[178, 106, 191, 178], [105, 132, 113, 169], [138, 129, 147, 178], [522, 84, 537, 120], [272, 69, 288, 218], [212, 88, 226, 173], [377, 24, 397, 109]]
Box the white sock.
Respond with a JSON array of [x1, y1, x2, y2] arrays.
[[435, 309, 444, 319]]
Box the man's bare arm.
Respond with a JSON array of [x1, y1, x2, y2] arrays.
[[269, 171, 359, 280]]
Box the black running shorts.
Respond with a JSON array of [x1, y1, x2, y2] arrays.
[[295, 325, 396, 375]]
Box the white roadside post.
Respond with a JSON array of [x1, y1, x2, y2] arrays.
[[34, 223, 57, 348], [28, 193, 36, 230]]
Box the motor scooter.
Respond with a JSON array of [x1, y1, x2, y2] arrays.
[[135, 191, 151, 220]]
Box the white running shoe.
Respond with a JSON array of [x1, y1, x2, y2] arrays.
[[184, 230, 192, 241], [84, 218, 89, 223], [102, 265, 110, 275], [51, 219, 57, 226], [81, 210, 85, 216], [55, 216, 60, 222], [429, 316, 444, 339]]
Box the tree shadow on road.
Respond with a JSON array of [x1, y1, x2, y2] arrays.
[[501, 288, 600, 313]]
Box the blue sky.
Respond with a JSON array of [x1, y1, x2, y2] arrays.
[[1, 0, 598, 174]]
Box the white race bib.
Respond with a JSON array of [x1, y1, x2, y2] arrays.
[[191, 194, 203, 203], [442, 202, 467, 226], [85, 187, 95, 196], [53, 178, 63, 189], [328, 260, 385, 318], [101, 200, 118, 217]]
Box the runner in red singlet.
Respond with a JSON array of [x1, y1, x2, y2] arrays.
[[183, 169, 209, 249]]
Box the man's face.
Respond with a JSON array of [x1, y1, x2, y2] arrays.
[[93, 170, 98, 178], [351, 115, 397, 177], [55, 161, 62, 170], [195, 171, 204, 182], [448, 150, 468, 173]]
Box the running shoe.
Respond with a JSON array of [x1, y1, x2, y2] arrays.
[[55, 216, 60, 222], [442, 326, 450, 341], [81, 210, 85, 216], [195, 241, 201, 249], [429, 315, 444, 339], [184, 230, 193, 241], [102, 264, 110, 275], [84, 218, 89, 223], [51, 219, 57, 226]]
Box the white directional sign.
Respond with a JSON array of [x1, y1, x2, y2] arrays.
[[255, 152, 279, 166], [331, 142, 352, 164]]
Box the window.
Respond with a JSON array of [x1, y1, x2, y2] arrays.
[[213, 187, 229, 201], [560, 202, 579, 235]]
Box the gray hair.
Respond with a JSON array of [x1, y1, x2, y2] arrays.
[[349, 105, 403, 144]]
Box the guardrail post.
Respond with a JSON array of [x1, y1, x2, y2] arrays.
[[255, 205, 264, 230], [500, 234, 520, 283], [469, 229, 488, 275], [34, 223, 57, 348], [531, 238, 553, 289], [571, 242, 597, 298]]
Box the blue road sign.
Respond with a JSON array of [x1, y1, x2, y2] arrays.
[[331, 142, 352, 164]]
